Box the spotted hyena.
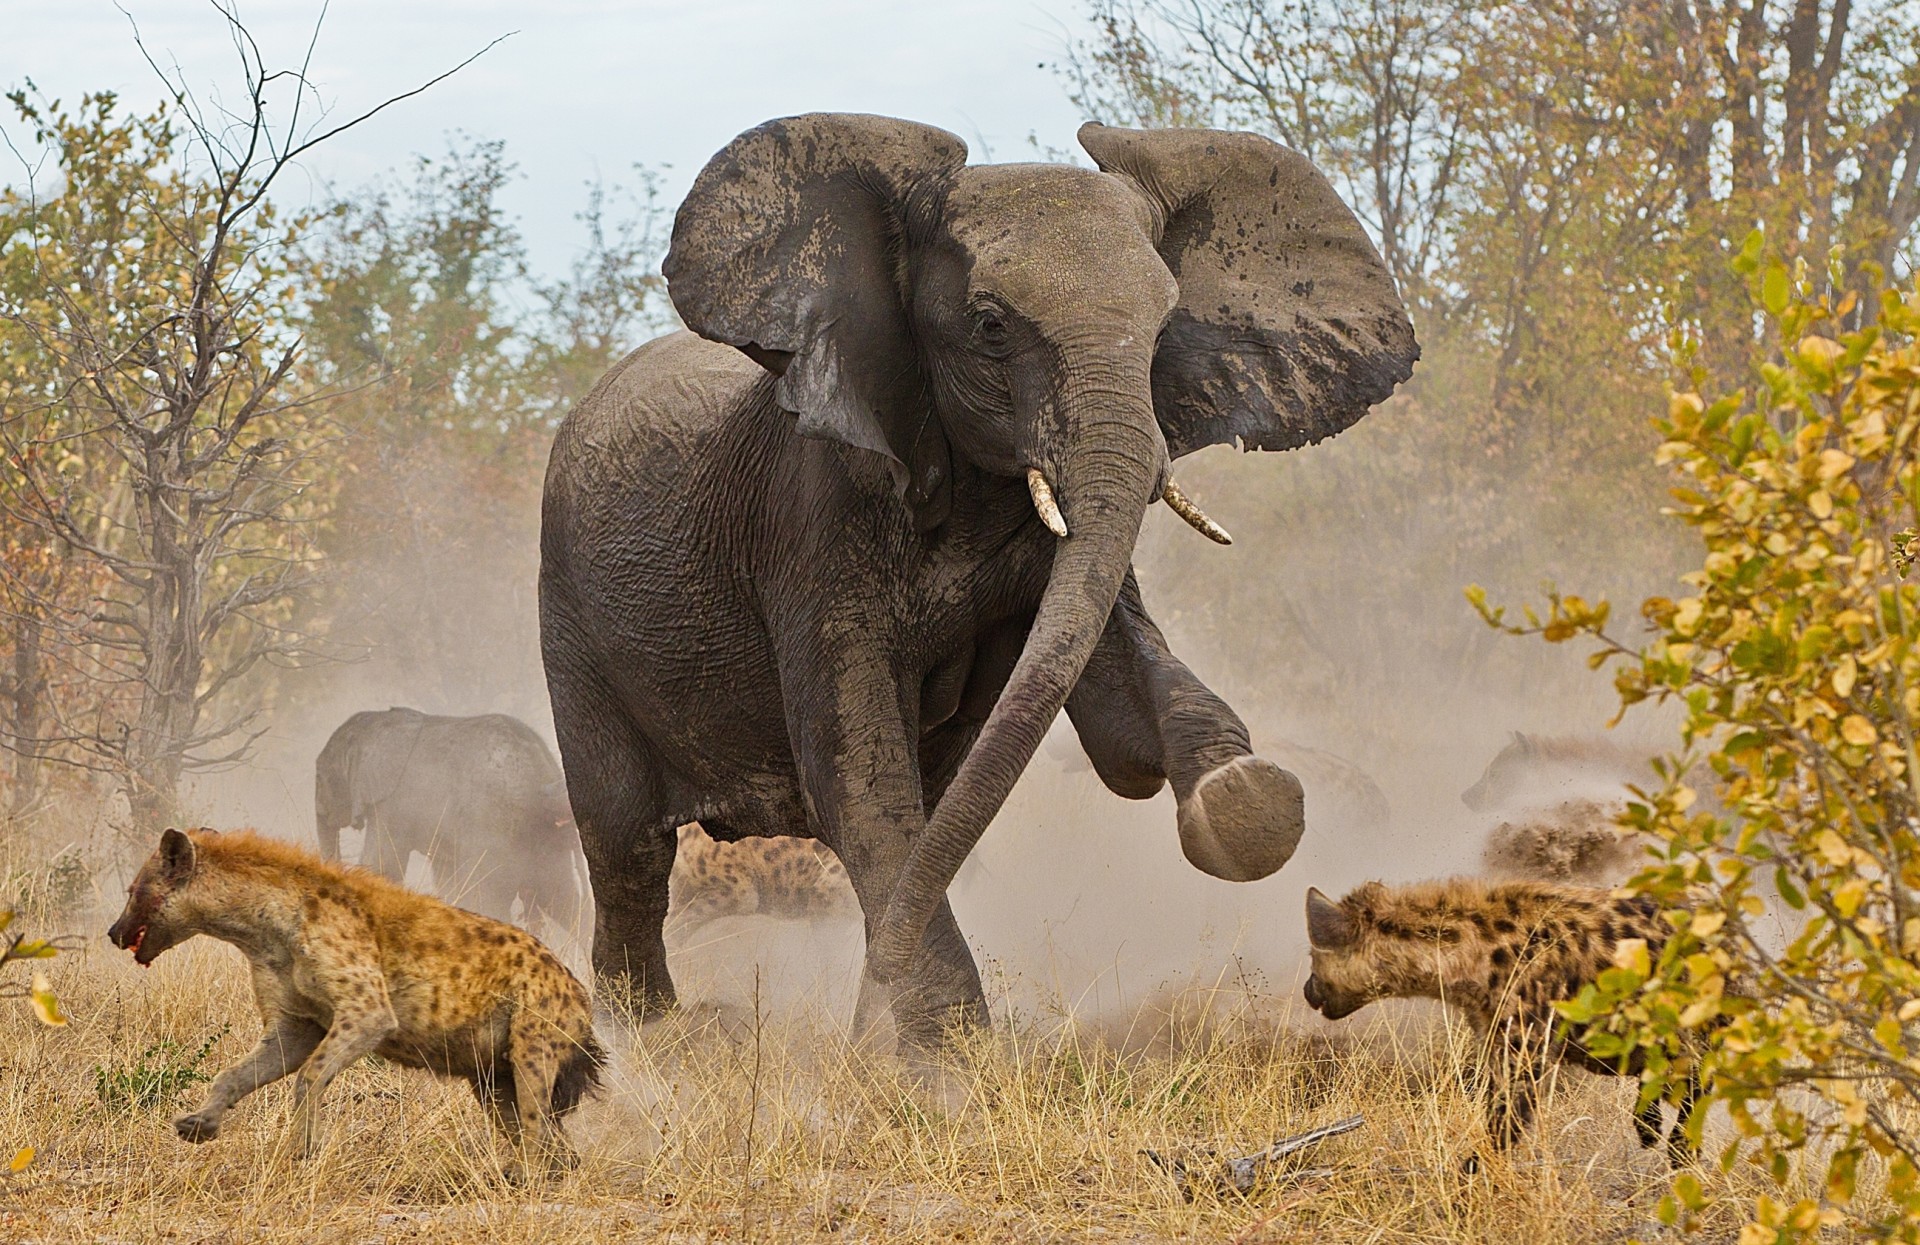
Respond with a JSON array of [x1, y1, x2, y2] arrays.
[[668, 823, 857, 931], [107, 827, 603, 1178], [1302, 878, 1702, 1166], [1481, 798, 1647, 885]]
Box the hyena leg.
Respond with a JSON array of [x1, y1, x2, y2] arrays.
[[471, 1069, 526, 1175], [1483, 1064, 1540, 1153], [287, 1007, 397, 1158], [174, 1017, 326, 1143], [1633, 1093, 1665, 1149], [1666, 1067, 1704, 1168], [507, 1013, 576, 1177]]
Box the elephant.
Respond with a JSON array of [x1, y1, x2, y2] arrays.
[[313, 708, 583, 927], [537, 114, 1417, 1047]]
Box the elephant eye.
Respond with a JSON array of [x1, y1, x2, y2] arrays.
[[970, 306, 1012, 350]]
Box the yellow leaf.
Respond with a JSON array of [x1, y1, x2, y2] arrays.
[[28, 974, 67, 1027], [1817, 448, 1856, 480], [1680, 997, 1722, 1028], [1690, 910, 1726, 938], [8, 1147, 31, 1174], [1612, 938, 1651, 976], [1797, 335, 1843, 367], [1808, 490, 1834, 519], [1900, 998, 1920, 1022], [1832, 657, 1857, 698], [1840, 714, 1877, 746]]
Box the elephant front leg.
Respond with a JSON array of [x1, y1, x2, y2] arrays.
[[546, 664, 677, 1020], [783, 643, 988, 1051], [1065, 571, 1305, 881]]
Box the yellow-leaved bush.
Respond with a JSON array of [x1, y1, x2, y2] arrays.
[[1470, 247, 1920, 1242]]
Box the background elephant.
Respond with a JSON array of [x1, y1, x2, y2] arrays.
[[313, 707, 583, 927], [538, 114, 1416, 1046]]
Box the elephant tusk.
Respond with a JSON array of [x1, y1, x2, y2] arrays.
[[1027, 468, 1068, 538], [1162, 478, 1233, 545]]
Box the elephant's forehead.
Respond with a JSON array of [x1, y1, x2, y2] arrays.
[[941, 165, 1172, 310]]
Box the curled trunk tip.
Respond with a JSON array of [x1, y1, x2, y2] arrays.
[[1163, 478, 1232, 545], [1027, 468, 1068, 537]]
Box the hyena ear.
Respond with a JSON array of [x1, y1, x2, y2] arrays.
[[158, 827, 197, 880], [1305, 887, 1358, 949]]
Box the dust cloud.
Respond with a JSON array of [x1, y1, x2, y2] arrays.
[[175, 365, 1688, 1034]]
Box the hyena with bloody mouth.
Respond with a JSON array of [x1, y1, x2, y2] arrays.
[[108, 827, 602, 1179]]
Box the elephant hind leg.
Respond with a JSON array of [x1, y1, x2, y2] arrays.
[[545, 663, 677, 1022], [361, 824, 413, 884]]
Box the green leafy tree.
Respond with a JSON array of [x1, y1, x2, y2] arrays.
[[1474, 250, 1920, 1240], [0, 12, 498, 825]]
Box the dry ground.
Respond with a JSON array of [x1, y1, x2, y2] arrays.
[[0, 909, 1781, 1245]]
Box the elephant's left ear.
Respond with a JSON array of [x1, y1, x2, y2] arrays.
[[1078, 123, 1418, 458], [664, 115, 967, 525]]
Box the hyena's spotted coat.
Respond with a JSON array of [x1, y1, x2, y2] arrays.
[[668, 823, 856, 931], [1302, 878, 1702, 1166], [1481, 798, 1645, 886], [108, 828, 602, 1178]]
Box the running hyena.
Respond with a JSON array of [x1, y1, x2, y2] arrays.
[[668, 823, 856, 931], [1301, 878, 1702, 1166], [107, 828, 603, 1178]]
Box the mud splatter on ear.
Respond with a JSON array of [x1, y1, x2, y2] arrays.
[[665, 113, 967, 530], [1306, 887, 1358, 949], [158, 827, 197, 880], [1079, 122, 1417, 458]]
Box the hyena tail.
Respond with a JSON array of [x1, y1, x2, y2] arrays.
[[552, 1028, 606, 1117]]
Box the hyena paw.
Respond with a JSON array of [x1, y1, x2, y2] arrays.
[[173, 1111, 221, 1143]]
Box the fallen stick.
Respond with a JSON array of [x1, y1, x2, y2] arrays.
[[1144, 1114, 1365, 1200]]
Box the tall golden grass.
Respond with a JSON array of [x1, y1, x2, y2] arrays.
[[0, 894, 1781, 1245]]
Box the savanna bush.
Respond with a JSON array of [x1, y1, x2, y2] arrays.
[[1472, 243, 1920, 1242]]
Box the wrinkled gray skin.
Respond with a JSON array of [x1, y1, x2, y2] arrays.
[[538, 115, 1417, 1048], [314, 708, 582, 925]]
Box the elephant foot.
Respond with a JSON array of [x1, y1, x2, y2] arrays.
[[881, 974, 991, 1056], [1176, 756, 1304, 882], [591, 967, 677, 1028]]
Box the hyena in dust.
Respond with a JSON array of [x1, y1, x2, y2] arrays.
[[1302, 878, 1703, 1167], [107, 827, 603, 1179], [668, 822, 857, 931]]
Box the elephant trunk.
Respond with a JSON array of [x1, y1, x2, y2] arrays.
[[868, 384, 1161, 983], [314, 765, 348, 861]]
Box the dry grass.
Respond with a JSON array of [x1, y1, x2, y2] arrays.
[[0, 901, 1784, 1245]]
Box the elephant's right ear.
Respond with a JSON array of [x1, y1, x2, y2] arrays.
[[1078, 123, 1418, 458], [664, 115, 967, 522]]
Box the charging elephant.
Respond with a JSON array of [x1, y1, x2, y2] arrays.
[[538, 114, 1417, 1046], [314, 707, 583, 926]]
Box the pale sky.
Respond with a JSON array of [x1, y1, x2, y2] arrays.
[[4, 0, 1098, 278]]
